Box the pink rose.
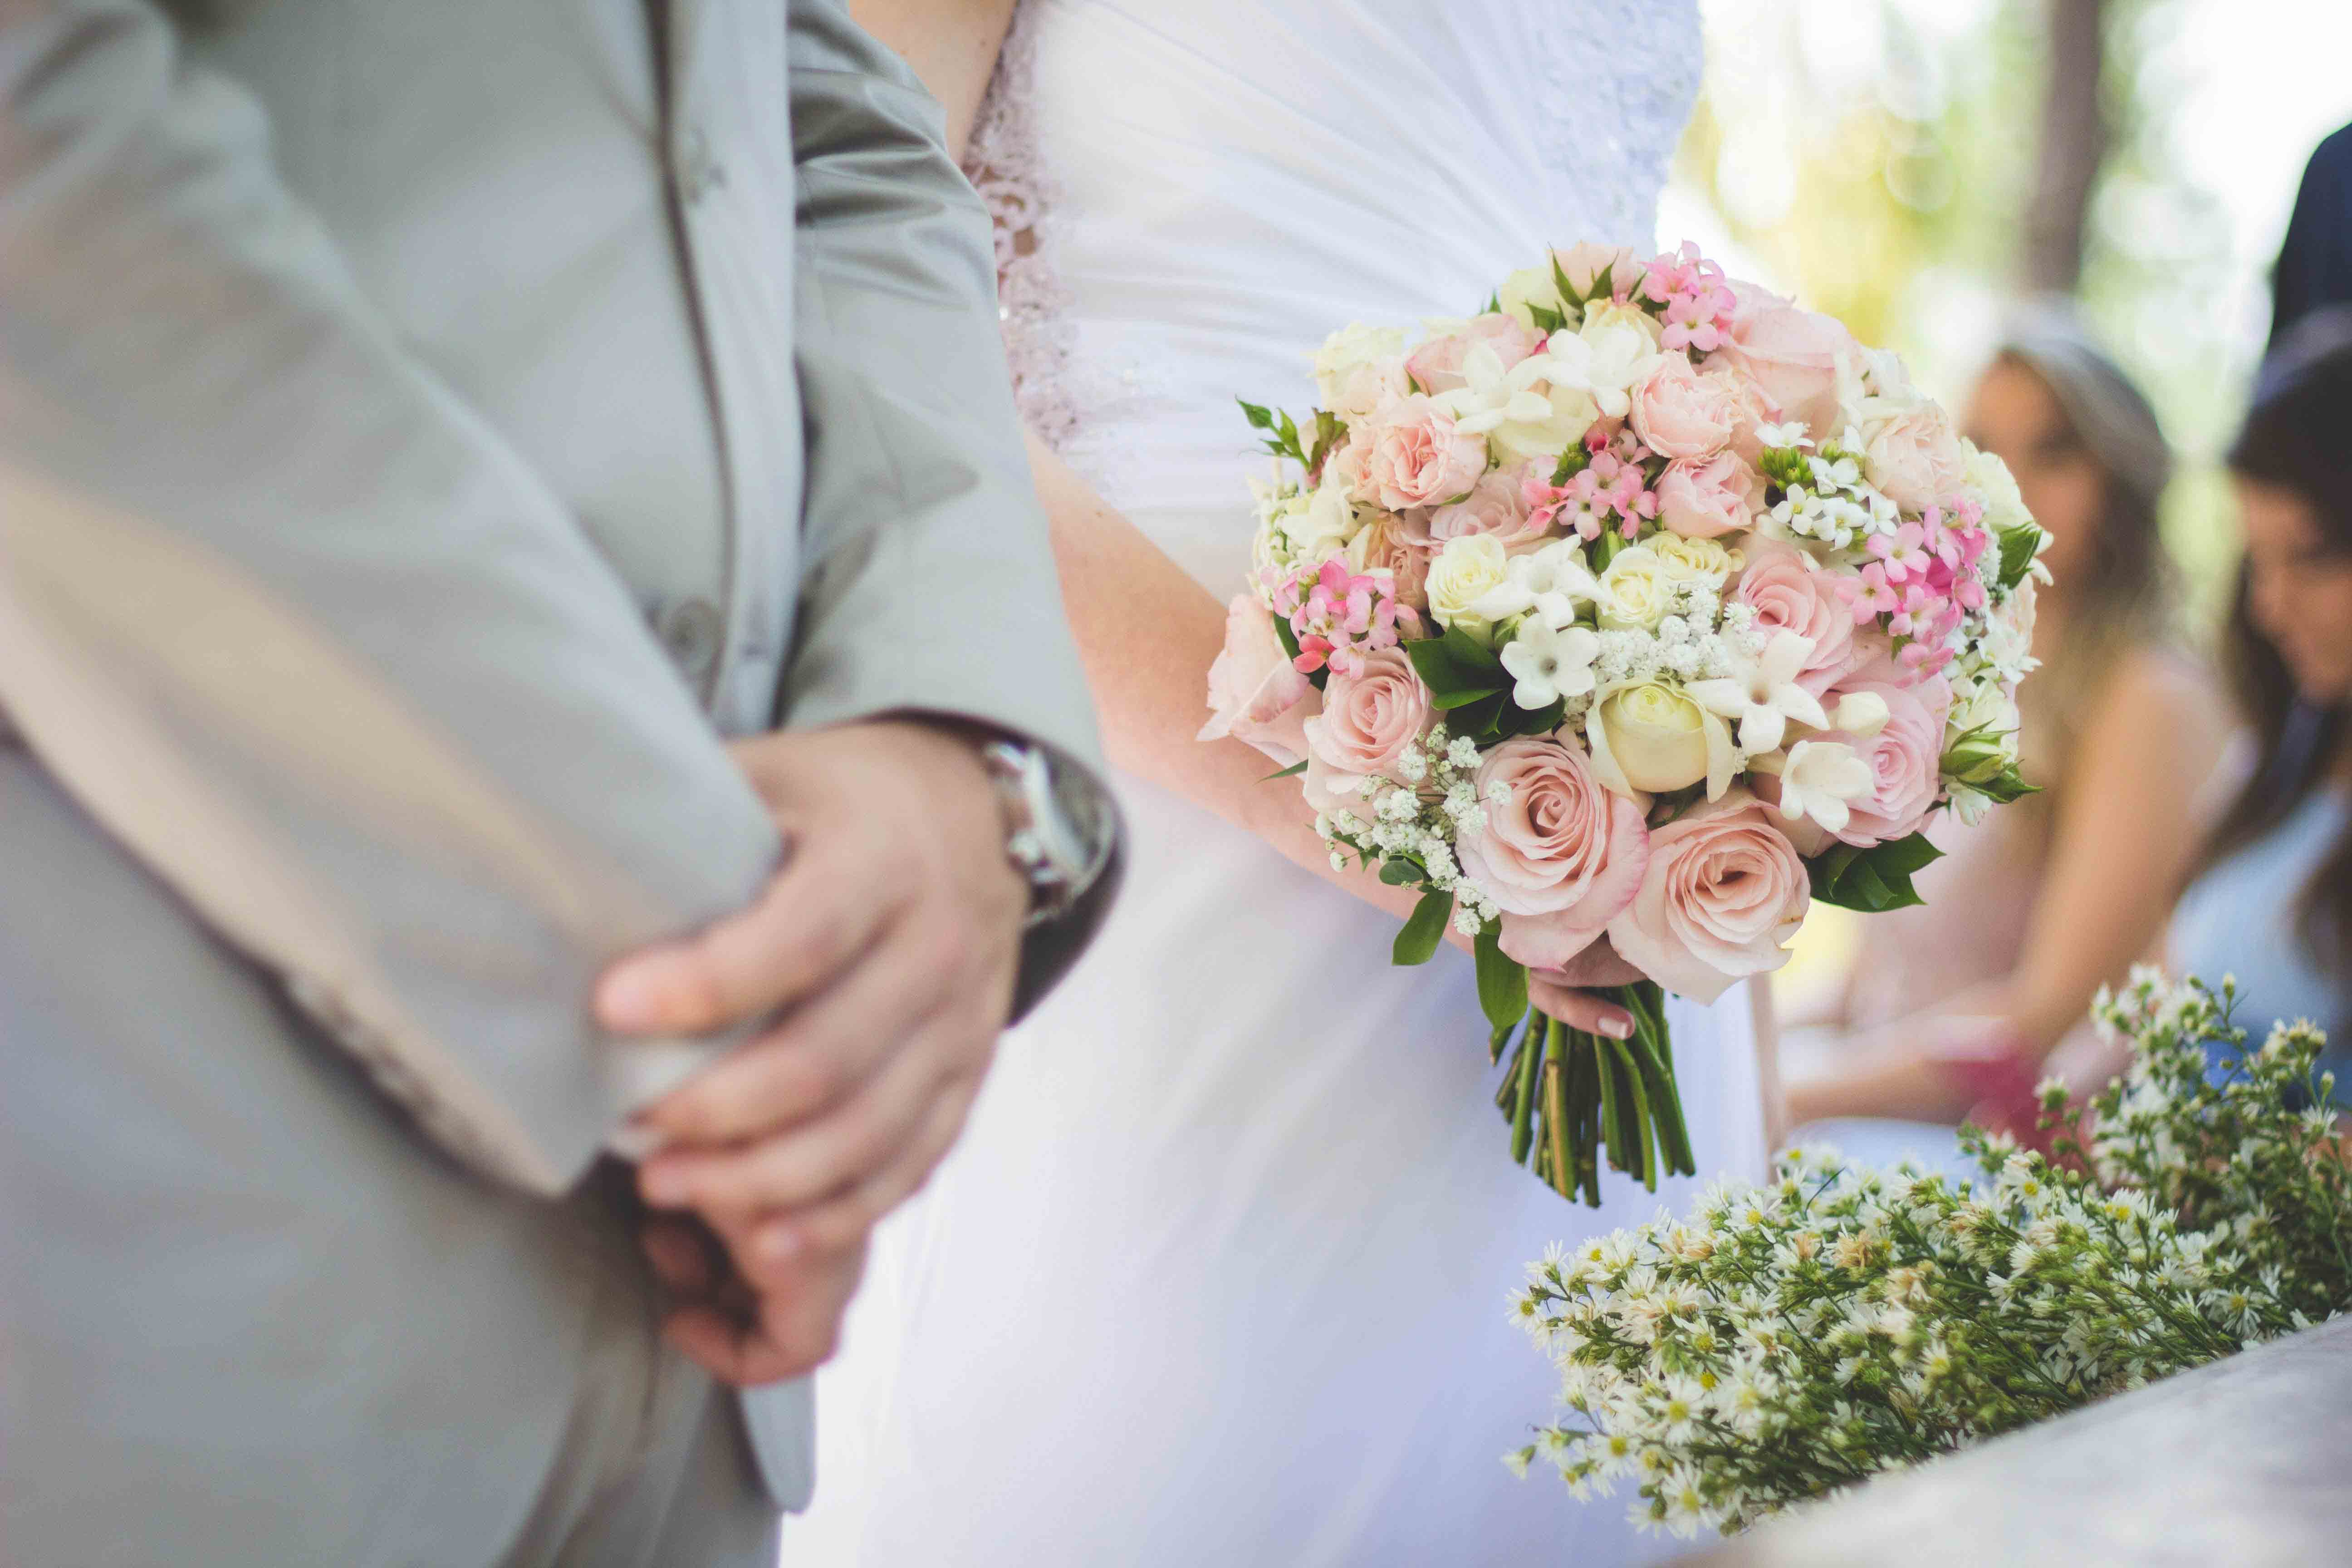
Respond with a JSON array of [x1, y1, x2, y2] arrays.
[[1347, 395, 1490, 512], [1406, 314, 1544, 396], [1628, 353, 1739, 460], [1458, 736, 1652, 970], [1346, 512, 1432, 615], [1820, 669, 1952, 846], [1199, 594, 1319, 763], [1655, 450, 1764, 539], [1862, 402, 1968, 512], [1713, 281, 1859, 438], [1302, 647, 1432, 809], [1606, 788, 1810, 1003], [1428, 464, 1549, 551], [1731, 538, 1862, 694], [1554, 241, 1645, 301]]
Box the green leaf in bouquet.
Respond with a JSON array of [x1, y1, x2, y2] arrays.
[[1450, 691, 1509, 743], [1308, 409, 1345, 474], [1259, 758, 1308, 782], [1482, 292, 1502, 315], [1996, 522, 2044, 592], [1475, 926, 1530, 1034], [1495, 697, 1568, 739], [1404, 625, 1508, 703], [1238, 397, 1278, 432], [1237, 398, 1308, 465], [1807, 832, 1943, 912], [1525, 301, 1568, 336], [1974, 764, 2040, 804], [1392, 887, 1454, 966], [1376, 854, 1427, 887], [1549, 444, 1592, 486], [1550, 253, 1587, 313]]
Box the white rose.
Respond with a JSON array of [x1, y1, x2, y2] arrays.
[[1964, 441, 2033, 535], [1313, 323, 1408, 415], [1426, 534, 1515, 643], [1595, 544, 1676, 630], [1279, 478, 1362, 562], [1486, 380, 1601, 467]]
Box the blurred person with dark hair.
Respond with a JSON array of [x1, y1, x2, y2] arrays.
[[1786, 306, 2232, 1141], [2271, 122, 2352, 350], [2169, 339, 2352, 1085]]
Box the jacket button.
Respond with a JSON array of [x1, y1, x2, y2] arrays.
[[659, 597, 723, 682]]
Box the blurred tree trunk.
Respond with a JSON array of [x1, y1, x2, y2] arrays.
[[2024, 0, 2108, 292]]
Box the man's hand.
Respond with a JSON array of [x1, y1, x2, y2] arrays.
[[598, 719, 1027, 1263], [639, 1215, 869, 1386]]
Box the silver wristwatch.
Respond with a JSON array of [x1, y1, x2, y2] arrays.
[[980, 738, 1117, 929]]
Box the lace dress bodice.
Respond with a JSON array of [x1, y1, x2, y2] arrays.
[[963, 0, 1703, 559]]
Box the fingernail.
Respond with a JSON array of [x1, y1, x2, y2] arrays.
[[641, 1162, 692, 1206], [1600, 1012, 1635, 1040], [597, 963, 665, 1031]]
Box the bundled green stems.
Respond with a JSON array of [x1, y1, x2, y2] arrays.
[[1491, 980, 1695, 1205]]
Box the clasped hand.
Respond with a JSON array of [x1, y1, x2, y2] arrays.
[[594, 720, 1028, 1385]]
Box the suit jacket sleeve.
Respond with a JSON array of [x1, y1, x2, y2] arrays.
[[0, 0, 782, 1194], [781, 0, 1122, 1015]]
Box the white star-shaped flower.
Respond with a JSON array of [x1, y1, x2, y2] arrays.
[[1686, 629, 1829, 754], [1499, 619, 1602, 710], [1430, 342, 1597, 463], [1467, 538, 1598, 629], [1773, 738, 1872, 834]]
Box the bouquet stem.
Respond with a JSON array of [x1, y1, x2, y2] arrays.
[[1495, 981, 1693, 1205]]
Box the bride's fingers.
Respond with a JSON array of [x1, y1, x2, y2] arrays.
[[1528, 977, 1636, 1039]]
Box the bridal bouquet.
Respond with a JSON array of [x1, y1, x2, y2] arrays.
[[1511, 973, 2352, 1539], [1201, 242, 2044, 1204]]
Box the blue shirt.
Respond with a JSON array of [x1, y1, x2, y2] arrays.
[[2170, 786, 2351, 1095]]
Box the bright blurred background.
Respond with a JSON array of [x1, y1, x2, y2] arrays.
[[1659, 0, 2352, 1013]]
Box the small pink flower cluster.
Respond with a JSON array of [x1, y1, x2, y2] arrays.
[[1266, 556, 1416, 678], [1523, 432, 1660, 542], [1639, 242, 1738, 354], [1843, 503, 1992, 675]]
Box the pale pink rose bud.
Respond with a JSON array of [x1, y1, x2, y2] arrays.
[[1458, 735, 1652, 971], [1862, 402, 1969, 512], [1628, 353, 1740, 460], [1428, 465, 1550, 552], [1731, 537, 1860, 693], [1711, 280, 1859, 439], [1200, 594, 1319, 763], [1345, 513, 1433, 615], [1606, 788, 1810, 1003], [1406, 314, 1544, 396], [1352, 394, 1490, 511], [1655, 450, 1764, 539]]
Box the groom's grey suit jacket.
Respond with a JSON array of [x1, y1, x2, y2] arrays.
[[0, 0, 1106, 1550]]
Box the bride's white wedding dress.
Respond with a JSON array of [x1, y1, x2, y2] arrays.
[[797, 3, 1752, 1563]]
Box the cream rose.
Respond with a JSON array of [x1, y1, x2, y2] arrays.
[[1454, 735, 1652, 970], [1554, 241, 1645, 301], [1656, 450, 1764, 539], [1498, 262, 1572, 332], [1863, 402, 1968, 512], [1594, 544, 1675, 630], [1628, 353, 1739, 460], [1590, 682, 1713, 793], [1278, 477, 1362, 563], [1313, 323, 1410, 418], [1426, 533, 1514, 642], [1606, 788, 1811, 1002], [1348, 394, 1490, 511], [1648, 533, 1740, 586], [1199, 594, 1318, 763]]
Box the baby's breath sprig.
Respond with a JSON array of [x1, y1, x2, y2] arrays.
[[1512, 972, 2352, 1541]]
